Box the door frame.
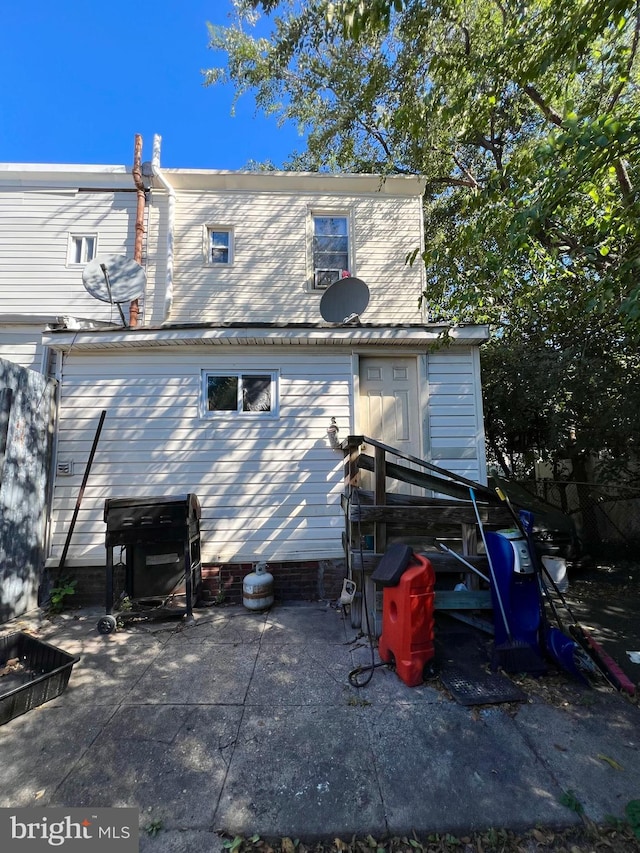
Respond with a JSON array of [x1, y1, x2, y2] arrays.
[[352, 351, 427, 463]]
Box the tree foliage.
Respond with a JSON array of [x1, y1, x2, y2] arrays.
[[206, 0, 640, 478]]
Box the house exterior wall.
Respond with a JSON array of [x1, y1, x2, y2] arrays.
[[426, 347, 488, 485], [48, 346, 353, 569], [0, 187, 141, 325], [0, 324, 46, 370], [47, 342, 488, 574], [153, 187, 425, 326]]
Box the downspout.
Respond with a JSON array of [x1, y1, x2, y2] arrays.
[[130, 133, 146, 327], [150, 134, 176, 322]]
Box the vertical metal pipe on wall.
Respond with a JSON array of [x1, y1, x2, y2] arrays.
[[130, 133, 146, 327], [151, 134, 176, 322]]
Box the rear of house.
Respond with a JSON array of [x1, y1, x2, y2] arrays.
[[1, 155, 489, 612]]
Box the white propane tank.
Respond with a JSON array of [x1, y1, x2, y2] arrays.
[[243, 563, 274, 611]]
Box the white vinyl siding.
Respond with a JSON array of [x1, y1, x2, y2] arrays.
[[425, 348, 487, 485], [0, 326, 44, 370], [167, 190, 425, 325], [0, 190, 140, 321], [48, 348, 352, 567]]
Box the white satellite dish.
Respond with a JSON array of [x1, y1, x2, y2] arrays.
[[319, 276, 370, 324], [82, 255, 146, 305]]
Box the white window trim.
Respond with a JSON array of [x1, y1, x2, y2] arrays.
[[66, 232, 98, 266], [204, 225, 234, 266], [307, 208, 355, 291], [200, 369, 279, 419]]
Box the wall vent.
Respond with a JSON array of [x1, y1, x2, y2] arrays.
[[56, 460, 74, 476]]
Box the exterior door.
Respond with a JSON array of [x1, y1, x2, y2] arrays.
[[358, 357, 422, 494]]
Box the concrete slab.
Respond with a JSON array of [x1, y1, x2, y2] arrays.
[[514, 697, 640, 822], [169, 610, 268, 645], [124, 639, 259, 705], [2, 602, 639, 844], [362, 700, 576, 836], [245, 642, 356, 706], [215, 704, 386, 839], [49, 704, 244, 830], [0, 703, 117, 807], [139, 829, 226, 853], [261, 603, 350, 646], [44, 632, 171, 707]]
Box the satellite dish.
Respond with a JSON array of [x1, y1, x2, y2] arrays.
[[82, 255, 146, 304], [319, 276, 370, 323]]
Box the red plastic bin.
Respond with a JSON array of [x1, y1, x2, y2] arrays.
[[377, 553, 435, 687]]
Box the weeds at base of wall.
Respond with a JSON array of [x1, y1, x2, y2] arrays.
[[47, 577, 77, 614]]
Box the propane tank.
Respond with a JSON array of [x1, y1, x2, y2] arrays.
[[243, 562, 274, 611]]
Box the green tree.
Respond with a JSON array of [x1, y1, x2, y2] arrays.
[[206, 0, 640, 478]]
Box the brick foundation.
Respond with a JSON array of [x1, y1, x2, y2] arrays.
[[200, 559, 346, 605], [52, 559, 347, 609]]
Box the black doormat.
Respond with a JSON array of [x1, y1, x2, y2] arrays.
[[440, 667, 528, 706], [436, 621, 528, 706]]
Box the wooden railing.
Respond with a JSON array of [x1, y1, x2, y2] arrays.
[[340, 435, 511, 616]]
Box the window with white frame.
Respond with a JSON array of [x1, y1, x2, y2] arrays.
[[67, 233, 97, 265], [206, 227, 233, 265], [202, 371, 278, 417], [311, 213, 351, 289]]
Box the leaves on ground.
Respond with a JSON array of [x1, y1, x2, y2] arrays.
[[218, 824, 640, 852]]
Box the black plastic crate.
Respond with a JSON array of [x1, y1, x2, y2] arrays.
[[0, 632, 79, 726]]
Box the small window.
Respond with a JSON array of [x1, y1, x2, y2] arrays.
[[312, 214, 350, 289], [206, 228, 233, 265], [68, 234, 97, 265], [202, 371, 278, 417]]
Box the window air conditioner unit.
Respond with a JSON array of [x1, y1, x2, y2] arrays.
[[314, 269, 343, 289]]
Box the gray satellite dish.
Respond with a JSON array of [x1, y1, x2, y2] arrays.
[[82, 255, 146, 304], [319, 276, 370, 324]]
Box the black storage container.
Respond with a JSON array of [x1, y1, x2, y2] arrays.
[[0, 632, 79, 726]]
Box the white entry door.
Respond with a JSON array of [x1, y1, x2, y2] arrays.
[[358, 357, 422, 493]]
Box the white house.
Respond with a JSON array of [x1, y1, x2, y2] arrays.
[[0, 141, 489, 608]]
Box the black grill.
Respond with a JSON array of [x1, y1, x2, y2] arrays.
[[102, 494, 202, 630]]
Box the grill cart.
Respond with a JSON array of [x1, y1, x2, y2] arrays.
[[98, 493, 202, 634]]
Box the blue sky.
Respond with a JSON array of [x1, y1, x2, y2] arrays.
[[0, 1, 304, 170]]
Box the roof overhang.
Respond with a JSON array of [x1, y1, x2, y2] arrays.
[[42, 323, 490, 353], [153, 169, 426, 197], [0, 163, 133, 191]]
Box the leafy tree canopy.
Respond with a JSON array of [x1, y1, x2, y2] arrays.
[[206, 0, 640, 477]]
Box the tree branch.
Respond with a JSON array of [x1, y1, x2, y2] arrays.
[[608, 0, 640, 111], [427, 175, 481, 189], [522, 84, 564, 127], [614, 159, 634, 200]]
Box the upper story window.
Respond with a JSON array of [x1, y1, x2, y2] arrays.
[[206, 227, 233, 265], [202, 370, 278, 418], [312, 213, 351, 289], [67, 233, 97, 266]]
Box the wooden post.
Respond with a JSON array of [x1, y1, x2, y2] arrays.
[[461, 522, 479, 589], [344, 435, 362, 489], [374, 445, 387, 553]]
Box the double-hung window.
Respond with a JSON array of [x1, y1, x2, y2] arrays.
[[312, 213, 351, 289], [67, 233, 97, 265], [206, 227, 233, 265], [202, 371, 278, 417]]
